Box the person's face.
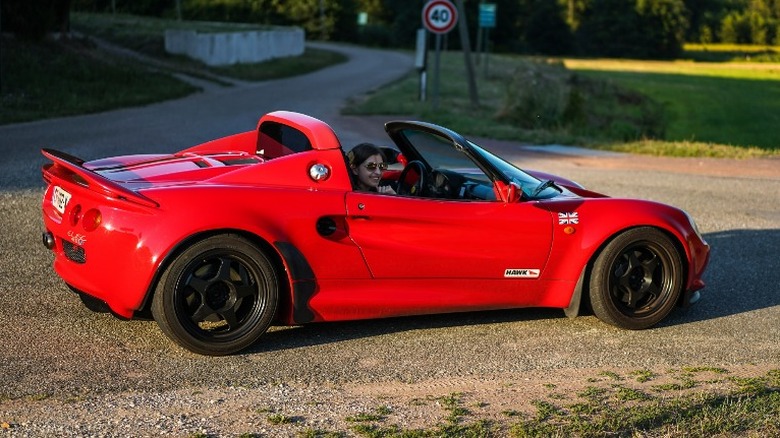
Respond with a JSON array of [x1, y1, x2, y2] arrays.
[[352, 153, 386, 190]]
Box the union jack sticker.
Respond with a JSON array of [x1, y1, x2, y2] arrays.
[[558, 212, 579, 225]]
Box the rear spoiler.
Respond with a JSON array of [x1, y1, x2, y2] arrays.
[[41, 148, 159, 208]]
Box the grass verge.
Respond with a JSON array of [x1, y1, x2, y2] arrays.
[[344, 47, 780, 158], [683, 43, 780, 63], [220, 367, 780, 437], [0, 36, 197, 125]]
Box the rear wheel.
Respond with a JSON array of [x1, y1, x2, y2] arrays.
[[151, 234, 278, 355], [589, 227, 683, 330]]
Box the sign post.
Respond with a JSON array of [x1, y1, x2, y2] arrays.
[[415, 28, 428, 101], [422, 0, 457, 109], [478, 3, 496, 76]]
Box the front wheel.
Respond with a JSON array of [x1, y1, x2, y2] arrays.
[[151, 234, 278, 355], [589, 227, 684, 330]]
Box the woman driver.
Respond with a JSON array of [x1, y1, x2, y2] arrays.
[[347, 143, 396, 194]]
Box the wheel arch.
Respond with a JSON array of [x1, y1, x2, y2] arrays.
[[568, 224, 690, 317], [135, 228, 292, 321]]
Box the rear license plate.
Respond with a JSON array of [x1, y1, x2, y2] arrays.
[[52, 186, 72, 214]]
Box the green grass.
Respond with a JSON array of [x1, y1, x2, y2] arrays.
[[214, 48, 347, 81], [348, 368, 779, 438], [0, 36, 197, 125], [234, 368, 780, 437], [345, 49, 780, 158], [568, 66, 780, 149], [684, 43, 780, 63], [509, 369, 780, 438]]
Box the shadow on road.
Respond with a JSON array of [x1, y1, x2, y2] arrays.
[[670, 229, 780, 323], [244, 307, 563, 354], [242, 228, 779, 353]]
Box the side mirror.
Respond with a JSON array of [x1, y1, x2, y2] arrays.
[[497, 181, 523, 203]]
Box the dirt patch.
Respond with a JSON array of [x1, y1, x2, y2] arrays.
[[2, 365, 775, 436]]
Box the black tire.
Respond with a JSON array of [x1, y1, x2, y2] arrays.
[[151, 234, 278, 355], [589, 227, 684, 330]]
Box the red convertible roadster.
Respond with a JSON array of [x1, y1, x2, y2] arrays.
[[41, 111, 709, 355]]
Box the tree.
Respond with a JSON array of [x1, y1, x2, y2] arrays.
[[576, 0, 642, 57], [2, 0, 71, 40], [576, 0, 688, 58], [525, 0, 574, 55], [636, 0, 689, 58]]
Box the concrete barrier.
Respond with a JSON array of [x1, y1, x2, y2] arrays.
[[164, 27, 305, 66]]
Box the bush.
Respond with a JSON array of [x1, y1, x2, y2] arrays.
[[497, 60, 576, 129], [496, 60, 666, 141]]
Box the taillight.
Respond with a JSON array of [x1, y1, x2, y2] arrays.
[[69, 204, 82, 226], [82, 209, 102, 232], [67, 203, 102, 231]]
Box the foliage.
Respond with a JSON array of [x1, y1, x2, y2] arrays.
[[1, 0, 70, 40], [576, 0, 689, 58], [4, 0, 780, 57], [70, 0, 353, 39], [61, 0, 780, 57], [637, 0, 690, 58], [497, 58, 667, 141], [525, 0, 574, 55]]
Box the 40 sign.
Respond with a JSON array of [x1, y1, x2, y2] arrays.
[[422, 0, 458, 34]]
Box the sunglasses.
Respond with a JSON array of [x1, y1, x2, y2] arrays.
[[364, 162, 388, 171]]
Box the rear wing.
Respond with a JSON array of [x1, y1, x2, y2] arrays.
[[41, 149, 159, 208]]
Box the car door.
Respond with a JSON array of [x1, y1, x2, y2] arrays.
[[345, 191, 553, 279]]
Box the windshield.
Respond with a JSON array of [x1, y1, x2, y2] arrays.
[[468, 141, 561, 199], [397, 128, 561, 200]]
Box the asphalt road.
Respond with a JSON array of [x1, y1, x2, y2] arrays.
[[1, 42, 779, 434]]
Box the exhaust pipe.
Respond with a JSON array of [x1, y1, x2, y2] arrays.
[[42, 231, 56, 250]]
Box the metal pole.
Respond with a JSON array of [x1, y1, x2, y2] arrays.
[[416, 29, 428, 102], [475, 24, 482, 66], [483, 28, 490, 78], [433, 33, 441, 110], [455, 0, 479, 107]]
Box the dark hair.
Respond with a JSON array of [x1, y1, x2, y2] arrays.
[[347, 143, 384, 168]]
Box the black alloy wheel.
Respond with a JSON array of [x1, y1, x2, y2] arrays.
[[152, 234, 278, 355], [589, 227, 684, 330]]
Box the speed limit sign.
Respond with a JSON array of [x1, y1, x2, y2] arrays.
[[422, 0, 458, 34]]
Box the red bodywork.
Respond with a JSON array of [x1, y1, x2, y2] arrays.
[[41, 111, 709, 326]]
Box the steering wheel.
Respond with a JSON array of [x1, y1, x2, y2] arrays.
[[397, 160, 427, 196]]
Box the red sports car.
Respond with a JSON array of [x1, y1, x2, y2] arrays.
[[41, 111, 710, 355]]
